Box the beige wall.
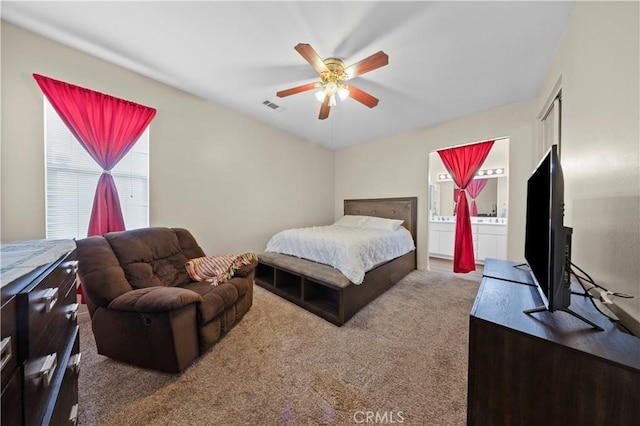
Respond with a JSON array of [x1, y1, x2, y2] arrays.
[[0, 21, 335, 253], [537, 1, 640, 331], [334, 101, 535, 271]]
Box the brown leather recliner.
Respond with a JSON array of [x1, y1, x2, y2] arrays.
[[76, 227, 256, 373]]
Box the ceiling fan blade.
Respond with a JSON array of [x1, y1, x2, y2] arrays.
[[345, 51, 389, 79], [348, 85, 379, 108], [276, 82, 320, 98], [318, 95, 331, 120], [295, 43, 329, 74]]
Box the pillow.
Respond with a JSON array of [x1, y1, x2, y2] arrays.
[[185, 252, 257, 285], [360, 216, 404, 232], [333, 215, 368, 228]]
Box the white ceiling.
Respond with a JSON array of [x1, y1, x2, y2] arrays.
[[1, 1, 575, 150]]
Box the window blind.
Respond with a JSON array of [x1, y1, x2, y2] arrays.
[[45, 98, 149, 239]]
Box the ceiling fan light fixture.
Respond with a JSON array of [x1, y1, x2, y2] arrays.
[[325, 81, 338, 96], [329, 94, 337, 107], [338, 85, 350, 101], [315, 90, 325, 102]]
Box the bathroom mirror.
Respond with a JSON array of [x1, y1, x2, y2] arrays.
[[429, 138, 510, 220], [430, 176, 508, 218]]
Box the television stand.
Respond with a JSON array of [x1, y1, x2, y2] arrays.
[[523, 305, 605, 331], [467, 259, 640, 426]]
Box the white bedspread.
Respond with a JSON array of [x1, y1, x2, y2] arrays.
[[265, 225, 415, 284]]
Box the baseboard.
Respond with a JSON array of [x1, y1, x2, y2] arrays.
[[76, 294, 91, 324], [611, 301, 640, 336], [77, 309, 91, 324]]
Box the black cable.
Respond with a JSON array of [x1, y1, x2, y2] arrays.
[[569, 266, 636, 335], [571, 261, 605, 290], [616, 321, 635, 336], [571, 261, 634, 298], [615, 319, 635, 335], [571, 270, 617, 320]]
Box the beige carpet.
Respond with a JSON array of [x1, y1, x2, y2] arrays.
[[78, 270, 480, 425]]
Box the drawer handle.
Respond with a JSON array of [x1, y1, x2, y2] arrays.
[[0, 337, 11, 372], [68, 352, 81, 374], [43, 287, 59, 313], [44, 354, 58, 387], [68, 303, 79, 322], [25, 353, 58, 387], [64, 260, 79, 275], [69, 403, 78, 426]]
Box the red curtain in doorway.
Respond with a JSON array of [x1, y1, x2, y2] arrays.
[[34, 74, 156, 301], [437, 140, 494, 273]]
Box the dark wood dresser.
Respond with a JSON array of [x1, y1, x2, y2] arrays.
[[1, 241, 80, 425], [467, 258, 640, 426]]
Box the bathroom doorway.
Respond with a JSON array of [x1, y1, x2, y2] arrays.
[[427, 138, 510, 271]]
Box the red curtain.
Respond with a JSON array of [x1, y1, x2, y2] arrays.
[[467, 178, 488, 217], [34, 74, 156, 235], [34, 74, 156, 300], [438, 140, 494, 273]]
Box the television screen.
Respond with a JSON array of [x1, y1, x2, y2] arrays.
[[524, 145, 572, 312]]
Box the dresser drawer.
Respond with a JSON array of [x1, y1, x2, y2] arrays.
[[22, 289, 77, 426], [24, 325, 79, 426], [19, 252, 79, 426], [1, 368, 23, 426], [1, 296, 18, 386], [19, 256, 78, 361], [47, 330, 80, 426]]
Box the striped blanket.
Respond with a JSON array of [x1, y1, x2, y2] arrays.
[[185, 252, 257, 285]]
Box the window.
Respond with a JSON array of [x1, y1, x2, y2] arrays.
[[45, 99, 149, 239]]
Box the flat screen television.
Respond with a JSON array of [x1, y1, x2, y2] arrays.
[[523, 145, 602, 330], [524, 144, 572, 312]]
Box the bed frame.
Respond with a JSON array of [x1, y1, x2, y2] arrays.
[[255, 197, 417, 325]]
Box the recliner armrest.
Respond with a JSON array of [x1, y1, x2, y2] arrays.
[[233, 260, 258, 278], [109, 286, 202, 313]]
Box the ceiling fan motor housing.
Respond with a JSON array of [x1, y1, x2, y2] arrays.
[[320, 58, 348, 85]]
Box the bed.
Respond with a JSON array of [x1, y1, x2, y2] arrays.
[[255, 197, 417, 325]]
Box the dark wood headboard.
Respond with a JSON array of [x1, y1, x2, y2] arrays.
[[344, 197, 418, 243]]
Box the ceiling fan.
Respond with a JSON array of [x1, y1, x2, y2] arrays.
[[276, 43, 389, 120]]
